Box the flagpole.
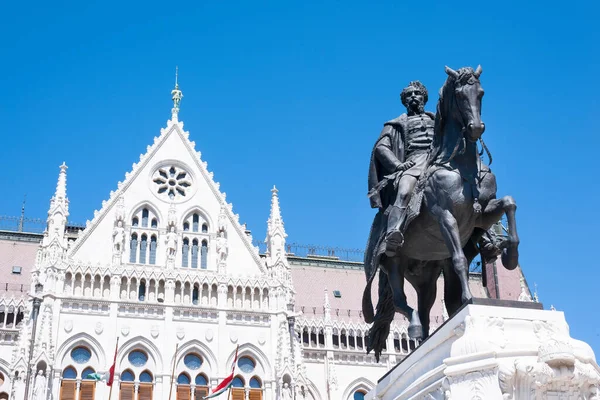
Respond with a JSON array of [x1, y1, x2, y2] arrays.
[[107, 337, 119, 400], [227, 344, 238, 400], [168, 343, 179, 400]]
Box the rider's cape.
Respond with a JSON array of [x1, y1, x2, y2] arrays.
[[365, 112, 435, 280]]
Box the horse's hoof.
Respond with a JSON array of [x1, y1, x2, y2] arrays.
[[461, 293, 473, 304], [408, 324, 423, 340]]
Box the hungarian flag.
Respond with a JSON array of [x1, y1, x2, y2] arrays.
[[203, 345, 238, 399], [107, 338, 119, 386]]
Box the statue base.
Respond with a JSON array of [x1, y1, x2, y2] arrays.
[[367, 299, 600, 400]]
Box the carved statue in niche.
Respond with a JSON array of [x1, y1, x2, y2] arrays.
[[112, 220, 125, 253], [32, 370, 47, 400], [281, 382, 293, 400], [166, 225, 178, 259], [216, 229, 228, 262], [216, 206, 228, 267]]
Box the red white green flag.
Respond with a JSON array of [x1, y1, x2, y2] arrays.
[[203, 345, 239, 399], [106, 338, 119, 386]]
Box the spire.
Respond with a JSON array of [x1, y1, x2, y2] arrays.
[[38, 163, 70, 290], [268, 186, 285, 233], [48, 162, 69, 220], [171, 66, 183, 121], [266, 185, 287, 258], [55, 162, 68, 200], [533, 283, 539, 303]]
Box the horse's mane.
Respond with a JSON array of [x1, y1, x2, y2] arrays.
[[432, 67, 480, 160]]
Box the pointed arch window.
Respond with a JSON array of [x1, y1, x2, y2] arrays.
[[195, 374, 208, 386], [249, 377, 261, 388], [232, 376, 245, 400], [202, 223, 208, 233], [192, 285, 199, 305], [232, 376, 245, 387], [140, 371, 153, 383], [192, 214, 199, 232], [191, 239, 199, 269], [62, 367, 77, 379], [140, 234, 148, 264], [183, 222, 189, 232], [201, 240, 208, 269], [60, 367, 78, 400], [182, 239, 189, 268], [151, 218, 158, 229], [82, 367, 95, 379], [195, 374, 209, 399], [120, 370, 135, 400], [177, 373, 190, 385], [132, 217, 139, 227], [139, 281, 146, 301], [130, 234, 138, 263], [149, 235, 157, 265], [121, 370, 135, 382], [176, 373, 191, 400], [142, 208, 149, 227]]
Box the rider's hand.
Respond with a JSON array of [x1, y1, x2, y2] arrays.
[[396, 160, 415, 171]]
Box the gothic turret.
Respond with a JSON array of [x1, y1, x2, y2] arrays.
[[266, 186, 287, 259], [35, 163, 70, 293]]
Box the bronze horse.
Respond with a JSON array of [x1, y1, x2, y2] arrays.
[[362, 66, 520, 361]]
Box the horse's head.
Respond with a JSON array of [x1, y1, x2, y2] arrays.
[[443, 65, 485, 142]]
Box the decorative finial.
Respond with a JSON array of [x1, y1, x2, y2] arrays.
[[55, 162, 68, 200], [533, 283, 539, 303], [171, 66, 183, 121], [518, 277, 532, 302]]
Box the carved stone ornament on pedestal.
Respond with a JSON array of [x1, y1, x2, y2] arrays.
[[166, 203, 178, 269], [366, 300, 600, 400], [112, 197, 126, 265]]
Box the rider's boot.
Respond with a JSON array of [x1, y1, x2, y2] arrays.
[[385, 206, 407, 256]]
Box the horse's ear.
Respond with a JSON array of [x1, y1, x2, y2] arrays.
[[445, 66, 459, 79], [474, 65, 483, 78]]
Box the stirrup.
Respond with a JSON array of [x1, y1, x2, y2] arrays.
[[385, 230, 404, 256]]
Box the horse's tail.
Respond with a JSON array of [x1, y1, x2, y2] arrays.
[[366, 272, 396, 362], [362, 271, 376, 324]]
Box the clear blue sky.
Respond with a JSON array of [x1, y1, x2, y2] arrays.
[[1, 1, 598, 351]]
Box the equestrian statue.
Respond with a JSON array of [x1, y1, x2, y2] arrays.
[[362, 66, 520, 361]]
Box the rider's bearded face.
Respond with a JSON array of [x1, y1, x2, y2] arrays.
[[404, 88, 425, 114]]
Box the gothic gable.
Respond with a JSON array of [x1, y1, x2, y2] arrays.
[[68, 118, 265, 276]]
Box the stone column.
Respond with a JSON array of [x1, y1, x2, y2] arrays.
[[51, 371, 61, 400], [75, 379, 81, 400]]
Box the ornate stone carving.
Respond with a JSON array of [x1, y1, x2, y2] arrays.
[[151, 325, 159, 338], [176, 326, 185, 340], [450, 315, 506, 357]]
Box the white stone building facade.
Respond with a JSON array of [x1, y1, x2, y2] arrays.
[[0, 83, 525, 400]]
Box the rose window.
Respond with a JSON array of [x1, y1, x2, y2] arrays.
[[152, 166, 192, 200]]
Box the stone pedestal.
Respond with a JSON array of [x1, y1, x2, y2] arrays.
[[367, 299, 600, 400]]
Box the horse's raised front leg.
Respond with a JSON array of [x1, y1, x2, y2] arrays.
[[434, 207, 473, 304], [480, 196, 520, 270], [386, 257, 422, 339]]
